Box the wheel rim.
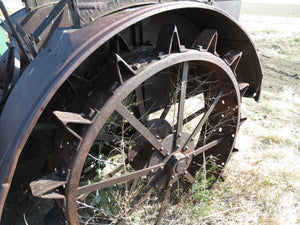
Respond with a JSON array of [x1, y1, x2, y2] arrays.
[[60, 49, 241, 224]]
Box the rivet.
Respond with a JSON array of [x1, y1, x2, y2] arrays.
[[151, 169, 154, 173], [160, 166, 164, 170], [155, 184, 159, 188], [176, 144, 180, 149], [178, 133, 182, 137], [169, 184, 173, 187], [160, 147, 164, 151], [171, 175, 175, 179], [184, 146, 189, 151], [132, 63, 141, 70]]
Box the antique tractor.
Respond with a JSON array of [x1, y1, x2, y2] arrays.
[[0, 0, 262, 224]]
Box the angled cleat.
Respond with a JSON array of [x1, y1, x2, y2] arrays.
[[239, 82, 250, 99], [53, 111, 92, 125], [53, 111, 93, 139], [30, 171, 68, 198], [223, 51, 242, 74], [193, 29, 218, 55], [156, 24, 183, 54], [110, 34, 131, 54], [106, 53, 136, 85]]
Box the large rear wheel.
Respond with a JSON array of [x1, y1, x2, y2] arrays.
[[30, 25, 247, 225], [63, 37, 243, 225]]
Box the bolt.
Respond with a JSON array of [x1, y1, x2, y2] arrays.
[[132, 63, 141, 70], [195, 45, 203, 51]]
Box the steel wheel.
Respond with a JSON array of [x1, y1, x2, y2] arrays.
[[48, 31, 244, 224], [27, 24, 249, 224]]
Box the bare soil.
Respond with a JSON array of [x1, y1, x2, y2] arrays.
[[195, 1, 300, 224]]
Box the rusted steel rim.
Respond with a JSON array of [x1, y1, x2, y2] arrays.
[[64, 49, 241, 224]]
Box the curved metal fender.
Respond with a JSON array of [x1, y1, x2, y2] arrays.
[[0, 1, 262, 219]]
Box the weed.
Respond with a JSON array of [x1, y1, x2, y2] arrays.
[[293, 37, 300, 42]]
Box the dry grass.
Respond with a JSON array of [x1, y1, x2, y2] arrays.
[[184, 2, 300, 223], [183, 86, 300, 224]]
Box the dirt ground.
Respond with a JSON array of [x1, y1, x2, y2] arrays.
[[197, 1, 300, 224], [1, 0, 300, 224]]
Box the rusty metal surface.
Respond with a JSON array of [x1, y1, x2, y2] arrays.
[[73, 0, 160, 27], [0, 1, 262, 221], [63, 49, 241, 223], [24, 0, 60, 11], [19, 3, 74, 52]]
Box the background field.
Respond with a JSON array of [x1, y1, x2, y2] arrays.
[[1, 0, 300, 224], [197, 0, 300, 224]]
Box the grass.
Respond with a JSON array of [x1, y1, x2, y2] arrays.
[[189, 86, 300, 224]]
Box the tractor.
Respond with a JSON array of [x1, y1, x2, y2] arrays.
[[0, 0, 262, 224]]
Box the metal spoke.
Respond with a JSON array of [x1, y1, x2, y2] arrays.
[[116, 104, 169, 156], [186, 135, 228, 158], [182, 88, 224, 150], [155, 178, 172, 225], [175, 62, 189, 147], [184, 171, 195, 184], [77, 163, 163, 195], [160, 103, 172, 120]]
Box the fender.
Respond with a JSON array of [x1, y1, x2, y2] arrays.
[[0, 1, 262, 219]]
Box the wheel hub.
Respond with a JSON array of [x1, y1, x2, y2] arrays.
[[167, 152, 190, 174], [147, 132, 195, 188]]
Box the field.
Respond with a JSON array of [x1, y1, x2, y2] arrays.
[[194, 1, 300, 224], [1, 0, 300, 224]]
